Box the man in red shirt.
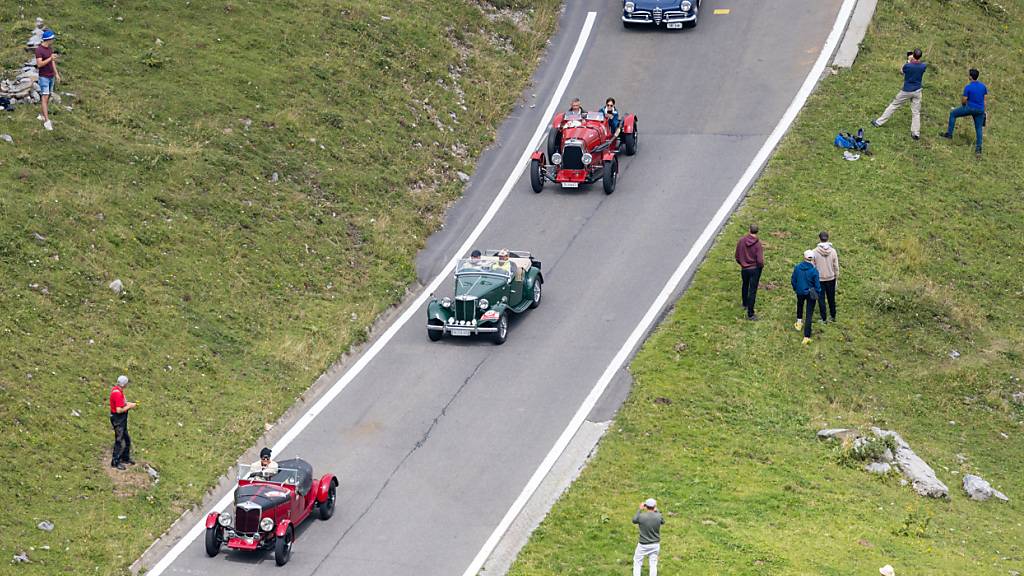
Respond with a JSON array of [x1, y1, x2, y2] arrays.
[[734, 224, 765, 321], [34, 29, 61, 131], [109, 375, 137, 470]]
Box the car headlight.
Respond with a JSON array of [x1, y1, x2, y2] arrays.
[[260, 517, 275, 532], [551, 152, 562, 165], [218, 514, 232, 527], [441, 297, 452, 308], [478, 298, 489, 310], [582, 153, 593, 166], [625, 2, 635, 13], [681, 1, 692, 11]]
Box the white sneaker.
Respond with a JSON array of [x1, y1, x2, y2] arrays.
[[37, 114, 45, 121], [43, 120, 53, 131]]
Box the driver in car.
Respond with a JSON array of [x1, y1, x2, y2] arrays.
[[567, 97, 586, 116], [465, 249, 484, 270], [248, 447, 279, 479]]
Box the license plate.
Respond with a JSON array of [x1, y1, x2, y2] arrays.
[[561, 182, 579, 188], [667, 22, 683, 29], [450, 328, 472, 336]]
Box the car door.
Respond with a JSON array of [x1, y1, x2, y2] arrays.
[[508, 264, 525, 308]]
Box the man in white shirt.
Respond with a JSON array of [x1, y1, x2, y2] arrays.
[[248, 447, 279, 479]]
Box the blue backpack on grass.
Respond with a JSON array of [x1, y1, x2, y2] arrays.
[[834, 128, 870, 154]]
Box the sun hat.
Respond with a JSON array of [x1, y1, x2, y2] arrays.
[[117, 375, 129, 386], [879, 565, 895, 576], [803, 249, 815, 261], [41, 29, 56, 41], [644, 498, 657, 508]]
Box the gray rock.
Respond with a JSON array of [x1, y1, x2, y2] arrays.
[[31, 232, 46, 243], [12, 551, 29, 563], [270, 172, 279, 183], [1012, 391, 1024, 405], [865, 462, 891, 475], [871, 427, 949, 498], [145, 464, 160, 483], [71, 409, 80, 417], [0, 134, 12, 144], [962, 474, 1008, 502], [109, 279, 124, 295], [880, 448, 895, 463], [37, 520, 53, 532], [949, 349, 960, 359], [456, 171, 470, 183], [816, 428, 858, 440]]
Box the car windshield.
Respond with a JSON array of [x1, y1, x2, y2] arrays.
[[238, 464, 303, 485], [564, 111, 584, 121], [585, 111, 605, 121], [456, 257, 511, 278]]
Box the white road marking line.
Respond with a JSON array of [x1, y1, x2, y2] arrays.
[[144, 11, 599, 576], [459, 1, 858, 575]]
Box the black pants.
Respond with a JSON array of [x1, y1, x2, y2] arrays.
[[818, 279, 837, 321], [796, 293, 815, 337], [111, 413, 132, 465], [740, 267, 762, 317]]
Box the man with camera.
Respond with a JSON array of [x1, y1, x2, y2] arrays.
[[872, 48, 927, 140]]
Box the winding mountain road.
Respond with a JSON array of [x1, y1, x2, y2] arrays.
[[152, 1, 845, 574]]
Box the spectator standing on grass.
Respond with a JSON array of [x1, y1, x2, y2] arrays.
[[632, 498, 664, 576], [34, 29, 60, 131], [940, 68, 988, 156], [734, 224, 764, 321], [812, 231, 839, 324], [791, 250, 822, 345], [871, 48, 927, 140], [109, 375, 137, 470]]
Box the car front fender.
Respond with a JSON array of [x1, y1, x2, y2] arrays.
[[531, 150, 544, 162], [551, 112, 565, 131], [275, 518, 293, 539], [316, 474, 338, 504], [427, 300, 451, 322], [622, 113, 637, 133], [205, 512, 221, 530]]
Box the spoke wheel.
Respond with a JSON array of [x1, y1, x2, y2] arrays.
[[493, 313, 508, 345], [319, 481, 337, 520], [205, 526, 223, 557], [530, 159, 544, 193], [274, 526, 293, 566], [529, 279, 542, 309]]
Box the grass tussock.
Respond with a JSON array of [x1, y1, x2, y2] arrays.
[[510, 1, 1024, 574], [0, 1, 559, 573]]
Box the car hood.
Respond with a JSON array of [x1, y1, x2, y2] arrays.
[[632, 0, 685, 8], [455, 273, 507, 300], [234, 483, 291, 509]]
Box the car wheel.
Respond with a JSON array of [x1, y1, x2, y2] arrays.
[[492, 312, 508, 345], [427, 320, 444, 341], [623, 21, 636, 29], [623, 125, 637, 156], [318, 480, 337, 520], [602, 159, 618, 195], [546, 129, 561, 159], [274, 526, 293, 566], [529, 279, 542, 309], [204, 526, 223, 557], [530, 159, 544, 193]]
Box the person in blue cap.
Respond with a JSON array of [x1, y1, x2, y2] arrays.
[[35, 28, 61, 131]]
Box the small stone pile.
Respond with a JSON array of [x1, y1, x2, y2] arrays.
[[0, 18, 60, 108]]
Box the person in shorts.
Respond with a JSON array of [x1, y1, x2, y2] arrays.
[[35, 29, 61, 131]]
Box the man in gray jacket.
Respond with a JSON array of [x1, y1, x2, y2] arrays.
[[812, 231, 840, 323], [632, 498, 664, 576]]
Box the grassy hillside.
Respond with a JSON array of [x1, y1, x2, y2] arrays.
[[510, 1, 1024, 574], [0, 1, 558, 573]]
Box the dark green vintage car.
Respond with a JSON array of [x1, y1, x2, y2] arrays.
[[426, 250, 543, 344]]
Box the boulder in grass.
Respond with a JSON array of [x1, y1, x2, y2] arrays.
[[109, 279, 124, 295], [871, 427, 949, 498], [962, 474, 1008, 502]]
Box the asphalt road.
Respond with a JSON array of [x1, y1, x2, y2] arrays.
[[161, 1, 843, 574]]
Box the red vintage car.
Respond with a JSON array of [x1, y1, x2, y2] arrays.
[[204, 458, 338, 566], [530, 108, 637, 194]]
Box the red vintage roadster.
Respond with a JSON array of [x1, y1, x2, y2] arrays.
[[530, 108, 637, 194], [204, 458, 338, 566]]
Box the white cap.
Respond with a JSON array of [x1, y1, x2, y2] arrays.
[[803, 249, 815, 260], [644, 498, 657, 508], [117, 375, 129, 386], [879, 565, 895, 576]]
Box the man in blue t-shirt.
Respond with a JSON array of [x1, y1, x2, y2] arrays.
[[872, 48, 927, 140], [940, 68, 988, 155]]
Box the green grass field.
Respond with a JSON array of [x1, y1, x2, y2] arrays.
[[0, 1, 558, 573], [509, 1, 1024, 574]]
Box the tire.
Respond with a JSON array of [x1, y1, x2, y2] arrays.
[[427, 320, 443, 341], [529, 279, 542, 309], [623, 21, 636, 29], [546, 129, 561, 159], [602, 159, 618, 195], [530, 159, 544, 193], [492, 312, 508, 345], [205, 526, 222, 557], [622, 126, 637, 156], [318, 481, 337, 520], [274, 526, 293, 566]]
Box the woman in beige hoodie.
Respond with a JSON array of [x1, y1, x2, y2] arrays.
[[812, 231, 839, 323]]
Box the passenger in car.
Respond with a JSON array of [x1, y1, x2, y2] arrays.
[[604, 97, 622, 141]]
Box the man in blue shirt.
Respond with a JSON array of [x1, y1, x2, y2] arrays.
[[940, 68, 988, 155], [872, 49, 927, 140]]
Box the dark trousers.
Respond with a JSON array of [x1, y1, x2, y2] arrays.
[[818, 279, 837, 321], [110, 413, 132, 465], [946, 106, 985, 151], [796, 293, 815, 337], [740, 267, 762, 317]]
